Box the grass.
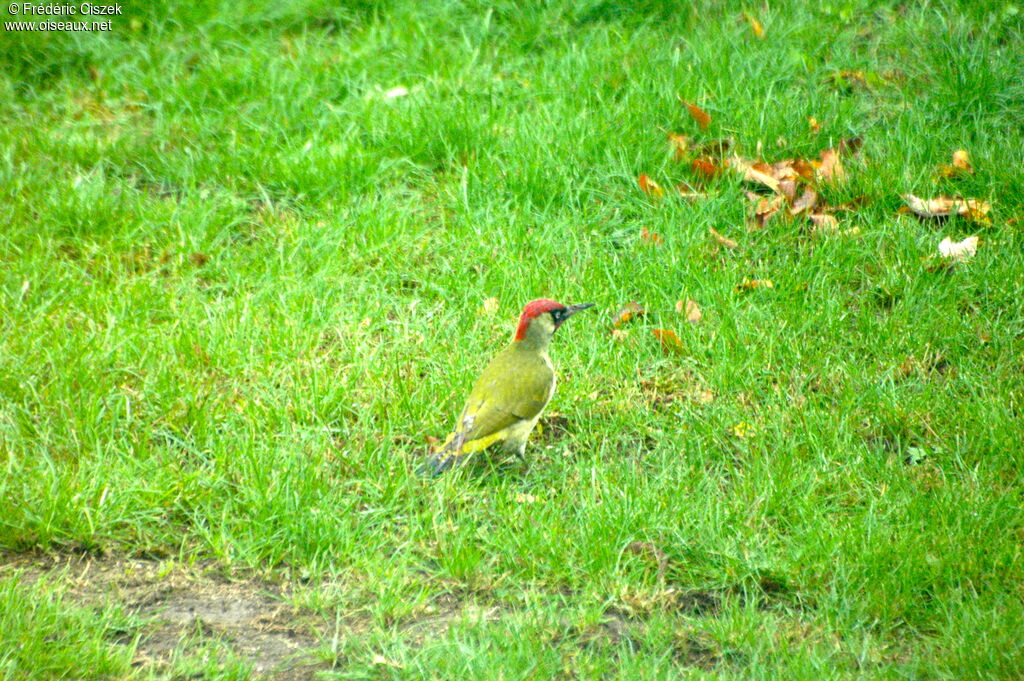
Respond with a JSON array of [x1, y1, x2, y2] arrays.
[[1, 0, 1023, 678]]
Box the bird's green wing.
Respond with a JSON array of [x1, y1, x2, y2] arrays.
[[450, 346, 553, 449]]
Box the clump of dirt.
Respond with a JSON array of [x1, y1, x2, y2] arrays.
[[2, 553, 325, 680]]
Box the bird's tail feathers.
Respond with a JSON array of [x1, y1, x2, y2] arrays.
[[417, 414, 475, 478]]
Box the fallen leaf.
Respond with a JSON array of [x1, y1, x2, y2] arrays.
[[675, 299, 702, 323], [613, 301, 646, 327], [938, 149, 973, 178], [790, 186, 818, 215], [679, 96, 711, 130], [668, 132, 691, 161], [736, 278, 773, 292], [653, 328, 684, 353], [709, 227, 739, 249], [694, 389, 715, 404], [675, 182, 706, 200], [481, 297, 500, 314], [938, 235, 979, 262], [640, 227, 665, 245], [902, 194, 991, 223], [809, 213, 839, 230], [611, 329, 629, 343], [728, 422, 755, 438], [790, 158, 817, 181], [514, 492, 538, 504], [741, 11, 765, 38], [750, 194, 785, 230], [953, 149, 971, 171], [734, 157, 781, 193], [371, 654, 403, 668], [690, 157, 722, 179], [816, 148, 844, 183], [808, 117, 820, 134], [638, 173, 665, 198]]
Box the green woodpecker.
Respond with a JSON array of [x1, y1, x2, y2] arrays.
[[423, 299, 594, 475]]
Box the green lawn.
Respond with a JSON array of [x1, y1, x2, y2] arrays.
[[1, 1, 1023, 678]]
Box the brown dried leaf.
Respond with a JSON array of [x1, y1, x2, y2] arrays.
[[816, 148, 844, 183], [613, 301, 646, 327], [752, 194, 785, 229], [809, 213, 839, 228], [734, 157, 781, 193], [638, 173, 664, 198], [791, 158, 816, 182], [709, 227, 739, 249], [675, 182, 706, 200], [653, 328, 684, 353], [679, 96, 711, 130], [790, 187, 818, 216], [902, 194, 991, 223]]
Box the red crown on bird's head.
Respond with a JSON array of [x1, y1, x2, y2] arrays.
[[514, 299, 565, 341]]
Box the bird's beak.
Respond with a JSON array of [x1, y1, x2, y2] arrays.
[[564, 302, 596, 318]]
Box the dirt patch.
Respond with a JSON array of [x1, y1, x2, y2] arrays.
[[2, 553, 325, 680]]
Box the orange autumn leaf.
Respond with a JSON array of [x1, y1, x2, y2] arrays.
[[679, 96, 711, 130], [640, 227, 664, 245], [653, 328, 684, 353], [638, 173, 664, 198], [613, 301, 646, 327], [690, 157, 722, 179]]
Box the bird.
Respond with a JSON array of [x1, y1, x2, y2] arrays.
[[421, 299, 594, 476]]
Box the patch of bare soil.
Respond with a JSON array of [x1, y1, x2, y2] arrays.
[[1, 553, 325, 680]]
